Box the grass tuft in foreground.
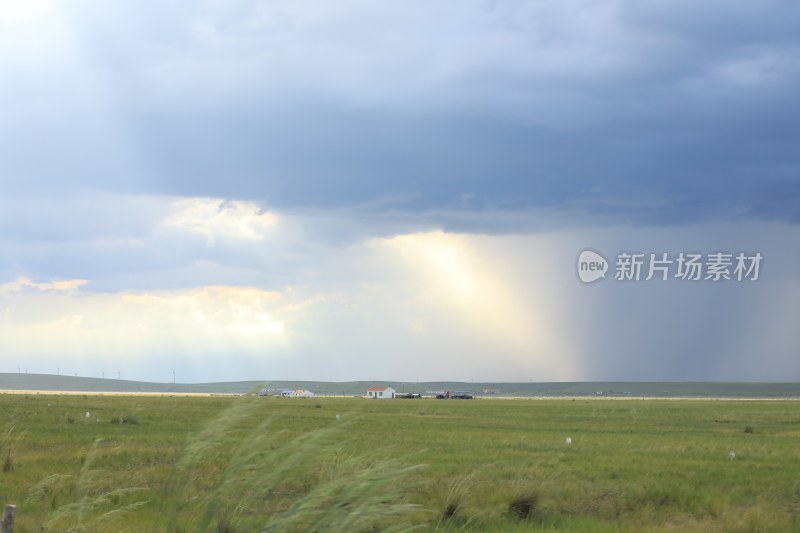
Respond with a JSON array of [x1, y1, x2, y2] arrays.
[[164, 396, 426, 532], [1, 427, 18, 473], [508, 492, 538, 520]]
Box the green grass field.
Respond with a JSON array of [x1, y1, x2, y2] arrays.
[[0, 393, 798, 532]]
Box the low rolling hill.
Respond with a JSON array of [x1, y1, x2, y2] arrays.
[[1, 373, 799, 398]]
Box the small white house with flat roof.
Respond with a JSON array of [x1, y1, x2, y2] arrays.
[[367, 386, 396, 399]]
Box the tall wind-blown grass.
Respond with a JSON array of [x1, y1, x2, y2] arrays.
[[1, 426, 20, 473], [165, 396, 426, 532], [26, 438, 148, 532]]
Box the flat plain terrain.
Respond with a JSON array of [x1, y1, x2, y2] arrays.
[[0, 393, 798, 532]]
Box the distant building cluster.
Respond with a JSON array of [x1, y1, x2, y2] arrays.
[[368, 386, 471, 400], [256, 385, 476, 399], [258, 388, 315, 398]]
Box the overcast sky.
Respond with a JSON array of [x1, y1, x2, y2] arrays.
[[1, 0, 798, 383]]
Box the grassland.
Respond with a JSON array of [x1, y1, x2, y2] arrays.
[[0, 393, 798, 532]]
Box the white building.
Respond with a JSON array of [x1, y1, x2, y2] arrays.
[[367, 386, 396, 399]]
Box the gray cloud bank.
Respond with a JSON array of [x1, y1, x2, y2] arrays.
[[1, 0, 798, 227]]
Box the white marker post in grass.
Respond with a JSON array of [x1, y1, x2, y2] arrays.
[[566, 437, 572, 445]]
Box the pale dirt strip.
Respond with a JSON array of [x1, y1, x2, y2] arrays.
[[475, 395, 800, 401], [0, 389, 242, 397], [0, 390, 797, 400]]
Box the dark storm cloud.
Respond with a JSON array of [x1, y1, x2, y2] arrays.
[[130, 99, 799, 228], [2, 0, 799, 229]]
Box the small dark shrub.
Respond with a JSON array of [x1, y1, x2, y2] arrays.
[[442, 502, 459, 520], [744, 425, 754, 434], [315, 403, 322, 409], [110, 414, 139, 424], [66, 415, 75, 424], [509, 492, 538, 520], [217, 514, 236, 533], [3, 453, 12, 472]]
